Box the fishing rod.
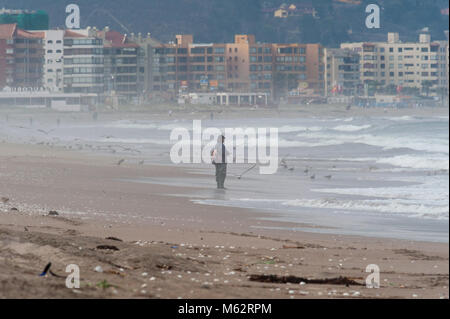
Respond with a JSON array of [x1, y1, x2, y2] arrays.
[[236, 163, 257, 179]]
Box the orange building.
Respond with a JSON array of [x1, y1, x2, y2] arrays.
[[147, 34, 324, 101]]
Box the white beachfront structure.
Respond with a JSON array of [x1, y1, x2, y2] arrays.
[[0, 88, 97, 111]]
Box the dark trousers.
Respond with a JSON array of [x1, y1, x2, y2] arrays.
[[215, 163, 227, 189]]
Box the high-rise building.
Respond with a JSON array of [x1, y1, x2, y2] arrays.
[[100, 28, 139, 101], [341, 32, 449, 93], [272, 43, 324, 98], [129, 32, 161, 101], [38, 30, 64, 92], [140, 34, 324, 101], [324, 48, 360, 96], [63, 28, 104, 94], [0, 23, 44, 89]]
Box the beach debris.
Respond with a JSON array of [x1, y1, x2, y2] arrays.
[[48, 210, 59, 216], [39, 263, 52, 277], [310, 174, 316, 180], [249, 274, 364, 287], [105, 236, 123, 242], [104, 269, 125, 277], [1, 197, 9, 203], [38, 262, 64, 278], [156, 264, 173, 270], [24, 226, 29, 232], [96, 245, 119, 251], [324, 175, 332, 179], [282, 245, 305, 249], [94, 266, 104, 273], [10, 207, 18, 212], [138, 160, 145, 165], [117, 159, 125, 166]]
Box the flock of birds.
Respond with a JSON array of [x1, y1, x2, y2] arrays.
[[279, 157, 333, 180], [4, 116, 337, 179]]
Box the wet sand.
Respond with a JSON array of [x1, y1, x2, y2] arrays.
[[0, 142, 448, 299]]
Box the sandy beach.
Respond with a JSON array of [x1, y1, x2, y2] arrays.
[[0, 133, 448, 299]]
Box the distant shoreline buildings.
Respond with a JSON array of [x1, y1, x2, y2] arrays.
[[0, 8, 448, 107]]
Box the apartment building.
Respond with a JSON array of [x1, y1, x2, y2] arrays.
[[0, 23, 44, 89], [142, 34, 324, 101], [272, 43, 324, 98], [324, 48, 360, 96], [37, 30, 64, 92], [129, 33, 161, 100], [63, 28, 104, 94], [341, 32, 449, 92], [100, 28, 139, 101], [248, 41, 273, 93], [147, 34, 230, 99]]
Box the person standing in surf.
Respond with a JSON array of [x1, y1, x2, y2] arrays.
[[211, 135, 230, 189]]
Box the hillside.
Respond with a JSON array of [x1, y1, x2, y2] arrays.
[[1, 0, 448, 46]]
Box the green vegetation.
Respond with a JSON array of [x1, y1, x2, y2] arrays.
[[1, 0, 448, 45]]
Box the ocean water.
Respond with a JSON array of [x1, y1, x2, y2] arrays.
[[1, 114, 448, 242]]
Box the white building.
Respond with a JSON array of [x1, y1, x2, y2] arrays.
[[35, 30, 64, 92], [341, 32, 449, 94]]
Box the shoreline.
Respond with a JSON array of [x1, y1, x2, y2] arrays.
[[0, 141, 448, 298], [1, 103, 448, 124]]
